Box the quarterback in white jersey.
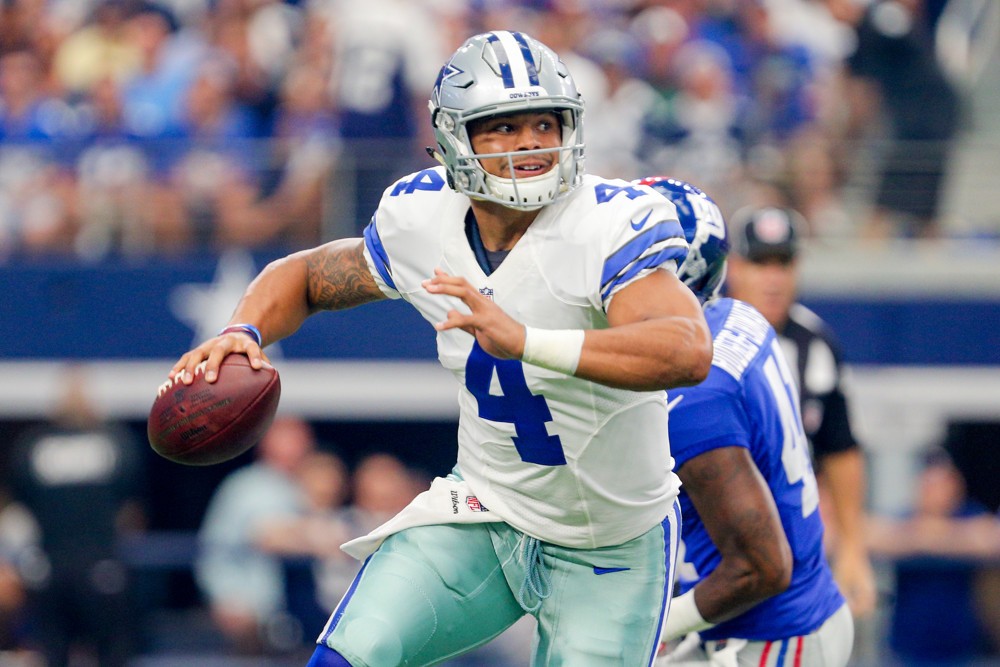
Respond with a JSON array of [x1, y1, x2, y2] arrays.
[[363, 166, 689, 549], [170, 30, 712, 666]]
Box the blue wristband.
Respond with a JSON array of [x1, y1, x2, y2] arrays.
[[218, 323, 263, 347]]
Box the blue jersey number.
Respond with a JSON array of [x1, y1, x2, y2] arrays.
[[594, 183, 647, 204], [465, 342, 566, 466], [390, 169, 446, 196]]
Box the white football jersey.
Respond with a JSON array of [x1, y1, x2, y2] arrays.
[[363, 166, 687, 548]]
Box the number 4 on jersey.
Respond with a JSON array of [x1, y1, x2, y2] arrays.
[[390, 169, 446, 196], [465, 342, 566, 466], [763, 339, 820, 518], [594, 183, 646, 204]]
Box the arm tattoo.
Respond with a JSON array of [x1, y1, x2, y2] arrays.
[[306, 240, 384, 311]]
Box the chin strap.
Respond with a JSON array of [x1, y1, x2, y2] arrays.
[[425, 146, 445, 164]]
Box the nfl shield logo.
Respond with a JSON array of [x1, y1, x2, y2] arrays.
[[466, 496, 488, 512]]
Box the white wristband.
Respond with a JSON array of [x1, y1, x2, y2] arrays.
[[521, 327, 585, 375], [662, 589, 715, 643]]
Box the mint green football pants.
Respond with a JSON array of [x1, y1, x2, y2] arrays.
[[316, 501, 680, 666]]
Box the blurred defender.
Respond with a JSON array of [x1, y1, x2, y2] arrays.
[[726, 206, 876, 618], [170, 31, 712, 665], [639, 178, 852, 666]]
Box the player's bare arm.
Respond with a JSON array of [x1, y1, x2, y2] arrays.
[[171, 238, 385, 384], [305, 237, 385, 312], [588, 269, 712, 390], [678, 446, 793, 624], [425, 267, 711, 392]]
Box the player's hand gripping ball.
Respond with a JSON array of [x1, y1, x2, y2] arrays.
[[147, 355, 280, 465]]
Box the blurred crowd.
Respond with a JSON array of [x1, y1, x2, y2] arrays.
[[0, 0, 992, 261], [0, 373, 996, 665], [0, 370, 440, 665], [0, 372, 542, 666]]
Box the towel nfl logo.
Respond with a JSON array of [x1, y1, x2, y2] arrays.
[[466, 496, 488, 512]]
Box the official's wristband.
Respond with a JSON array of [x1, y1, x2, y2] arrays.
[[521, 327, 585, 375], [218, 323, 263, 347], [662, 589, 715, 643]]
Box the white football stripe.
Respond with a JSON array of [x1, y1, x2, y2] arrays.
[[494, 31, 533, 89]]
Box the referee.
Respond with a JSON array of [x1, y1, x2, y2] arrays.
[[725, 206, 877, 619]]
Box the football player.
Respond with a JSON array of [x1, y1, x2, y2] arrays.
[[725, 205, 877, 619], [639, 177, 853, 666], [171, 31, 712, 665]]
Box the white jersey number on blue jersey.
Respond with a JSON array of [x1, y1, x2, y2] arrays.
[[762, 338, 820, 518]]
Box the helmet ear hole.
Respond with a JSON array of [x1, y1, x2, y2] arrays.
[[436, 111, 456, 132]]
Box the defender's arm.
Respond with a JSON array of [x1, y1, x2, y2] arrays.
[[663, 446, 793, 641]]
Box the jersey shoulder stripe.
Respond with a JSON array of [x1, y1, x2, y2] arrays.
[[363, 215, 396, 291], [600, 220, 686, 299], [602, 245, 686, 301]]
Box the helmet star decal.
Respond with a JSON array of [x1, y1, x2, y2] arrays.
[[432, 63, 465, 105]]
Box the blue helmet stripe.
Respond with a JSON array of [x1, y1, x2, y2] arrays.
[[363, 216, 397, 291], [486, 33, 515, 88], [511, 32, 539, 86], [601, 220, 685, 287]]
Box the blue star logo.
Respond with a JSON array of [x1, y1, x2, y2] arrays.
[[432, 63, 465, 103], [169, 250, 281, 355], [441, 63, 465, 84]]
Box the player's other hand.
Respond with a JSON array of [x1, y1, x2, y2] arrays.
[[422, 268, 526, 360], [169, 333, 269, 385]]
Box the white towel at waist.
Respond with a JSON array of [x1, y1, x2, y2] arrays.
[[341, 475, 503, 560]]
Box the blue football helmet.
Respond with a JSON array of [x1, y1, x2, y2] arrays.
[[635, 176, 729, 303], [428, 31, 585, 211]]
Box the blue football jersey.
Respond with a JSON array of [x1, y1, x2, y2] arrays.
[[668, 298, 845, 640]]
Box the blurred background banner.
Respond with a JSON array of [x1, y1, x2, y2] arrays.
[[0, 250, 437, 360], [1, 248, 998, 363]]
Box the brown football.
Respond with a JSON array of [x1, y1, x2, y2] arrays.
[[147, 355, 281, 466]]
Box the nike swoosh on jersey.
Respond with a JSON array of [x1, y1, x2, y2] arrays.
[[630, 211, 652, 231], [593, 566, 631, 575]]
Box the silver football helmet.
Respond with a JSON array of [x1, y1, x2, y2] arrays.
[[428, 31, 585, 210]]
